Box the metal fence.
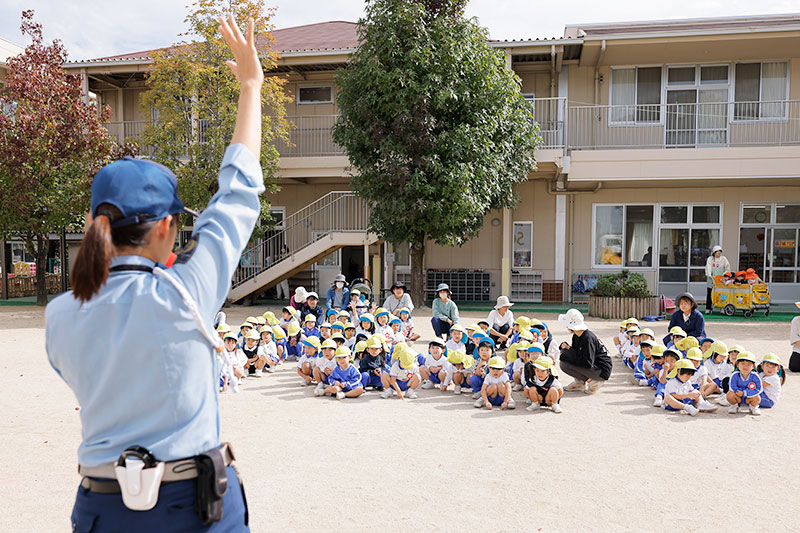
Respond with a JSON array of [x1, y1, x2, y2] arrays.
[[275, 115, 344, 157], [567, 100, 800, 150], [529, 97, 566, 150], [232, 191, 368, 287]]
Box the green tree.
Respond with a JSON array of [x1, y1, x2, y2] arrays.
[[141, 0, 289, 223], [0, 11, 114, 305], [333, 0, 541, 306]]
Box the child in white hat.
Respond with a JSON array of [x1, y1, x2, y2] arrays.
[[758, 353, 784, 408]]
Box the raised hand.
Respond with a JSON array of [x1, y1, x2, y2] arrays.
[[218, 15, 263, 88]]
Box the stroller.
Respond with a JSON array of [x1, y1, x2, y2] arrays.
[[348, 278, 374, 314]]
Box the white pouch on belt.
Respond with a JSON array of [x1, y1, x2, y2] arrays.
[[115, 457, 165, 511]]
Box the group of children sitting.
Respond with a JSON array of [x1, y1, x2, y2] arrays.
[[614, 318, 784, 416], [720, 268, 763, 285], [215, 309, 567, 413]]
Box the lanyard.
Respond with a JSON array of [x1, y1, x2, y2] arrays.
[[110, 264, 223, 353]]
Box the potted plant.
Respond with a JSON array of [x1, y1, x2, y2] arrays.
[[589, 270, 660, 319]]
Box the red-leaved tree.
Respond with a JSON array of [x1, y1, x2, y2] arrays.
[[0, 10, 114, 305]]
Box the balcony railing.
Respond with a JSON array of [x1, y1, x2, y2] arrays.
[[101, 99, 800, 158], [567, 100, 800, 150]]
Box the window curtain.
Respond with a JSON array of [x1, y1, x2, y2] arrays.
[[628, 222, 652, 265], [611, 69, 635, 122], [761, 62, 787, 118]]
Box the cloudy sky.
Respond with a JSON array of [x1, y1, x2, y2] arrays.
[[0, 0, 796, 60]]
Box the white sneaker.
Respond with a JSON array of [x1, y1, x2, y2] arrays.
[[749, 404, 761, 416], [551, 403, 563, 414], [471, 391, 482, 399], [682, 404, 699, 416], [638, 379, 649, 387], [507, 399, 516, 409], [697, 399, 718, 412], [653, 396, 663, 408], [453, 385, 462, 395], [728, 404, 739, 414], [526, 402, 540, 411], [265, 366, 275, 373], [716, 395, 731, 406], [380, 388, 393, 399], [299, 379, 309, 386], [512, 383, 523, 392], [336, 391, 345, 400], [585, 380, 603, 394], [421, 380, 434, 390], [405, 389, 418, 399], [525, 398, 533, 406], [254, 368, 263, 377], [473, 398, 485, 408], [314, 383, 326, 397]]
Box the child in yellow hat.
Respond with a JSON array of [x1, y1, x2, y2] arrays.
[[475, 356, 515, 410], [285, 320, 303, 361], [296, 336, 321, 386], [700, 340, 727, 399], [758, 353, 784, 409], [313, 339, 339, 396], [242, 329, 264, 377], [397, 307, 420, 342], [725, 352, 763, 415], [653, 348, 681, 408], [446, 323, 467, 353], [441, 350, 471, 394], [420, 339, 448, 390], [715, 344, 743, 406], [613, 320, 628, 357], [325, 347, 364, 400], [343, 322, 357, 349], [381, 345, 421, 399], [257, 327, 278, 372], [523, 354, 562, 413], [358, 336, 386, 391], [663, 359, 710, 416], [622, 327, 641, 370]]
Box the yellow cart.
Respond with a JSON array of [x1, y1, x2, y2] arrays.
[[711, 279, 770, 318]]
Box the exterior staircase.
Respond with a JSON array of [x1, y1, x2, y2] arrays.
[[229, 191, 378, 303]]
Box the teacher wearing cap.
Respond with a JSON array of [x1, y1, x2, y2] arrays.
[[704, 245, 730, 315], [45, 16, 259, 531], [383, 280, 414, 315]]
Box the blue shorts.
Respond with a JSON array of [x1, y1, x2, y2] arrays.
[[624, 359, 634, 370], [692, 384, 700, 390], [469, 374, 485, 393], [71, 465, 248, 532], [417, 354, 426, 366], [487, 393, 505, 406], [713, 377, 722, 389], [665, 397, 694, 411], [654, 382, 666, 399], [394, 379, 411, 391], [429, 372, 442, 384], [760, 392, 774, 408], [360, 372, 382, 389], [647, 376, 658, 389]]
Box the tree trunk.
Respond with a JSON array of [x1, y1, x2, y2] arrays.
[[35, 233, 49, 306], [410, 235, 425, 308]]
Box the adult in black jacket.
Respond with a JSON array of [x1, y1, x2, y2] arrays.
[[557, 309, 612, 394]]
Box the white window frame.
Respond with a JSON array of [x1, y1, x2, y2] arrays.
[[297, 85, 334, 106], [731, 60, 790, 123], [609, 65, 665, 126], [656, 203, 724, 284], [739, 202, 800, 284], [394, 242, 411, 272], [591, 203, 656, 270], [663, 63, 731, 148]]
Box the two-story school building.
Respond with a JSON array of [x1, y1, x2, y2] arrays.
[[61, 14, 800, 304]]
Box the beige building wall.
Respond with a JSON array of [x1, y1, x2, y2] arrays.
[[281, 72, 338, 116]]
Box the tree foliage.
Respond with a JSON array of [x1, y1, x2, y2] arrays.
[[0, 10, 114, 305], [593, 270, 653, 298], [141, 0, 290, 229], [332, 0, 540, 304]]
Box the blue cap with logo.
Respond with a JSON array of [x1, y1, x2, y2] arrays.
[[91, 157, 198, 227]]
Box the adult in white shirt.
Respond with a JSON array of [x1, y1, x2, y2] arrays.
[[790, 301, 800, 372], [704, 245, 730, 315], [487, 295, 514, 348]]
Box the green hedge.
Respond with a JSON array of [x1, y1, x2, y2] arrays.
[[592, 270, 653, 298]]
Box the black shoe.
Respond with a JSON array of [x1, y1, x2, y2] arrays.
[[377, 386, 384, 392]]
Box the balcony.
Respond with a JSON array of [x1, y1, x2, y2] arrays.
[[567, 100, 800, 150]]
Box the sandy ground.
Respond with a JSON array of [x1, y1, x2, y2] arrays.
[[1, 304, 798, 532]]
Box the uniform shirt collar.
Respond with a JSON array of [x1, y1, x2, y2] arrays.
[[110, 255, 160, 269]]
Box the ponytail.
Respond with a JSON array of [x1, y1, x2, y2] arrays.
[[71, 203, 159, 303], [71, 212, 114, 303]]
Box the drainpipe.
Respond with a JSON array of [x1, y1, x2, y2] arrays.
[[550, 45, 556, 97], [593, 40, 606, 105]]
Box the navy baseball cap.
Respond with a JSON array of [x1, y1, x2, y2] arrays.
[[91, 157, 198, 227]]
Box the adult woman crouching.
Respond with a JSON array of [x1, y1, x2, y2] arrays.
[[558, 309, 612, 394]]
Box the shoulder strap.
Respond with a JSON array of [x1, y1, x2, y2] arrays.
[[110, 265, 154, 273]]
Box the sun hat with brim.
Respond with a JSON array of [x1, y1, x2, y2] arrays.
[[365, 336, 383, 349], [399, 348, 417, 370], [676, 336, 699, 352], [91, 156, 198, 227], [320, 322, 332, 329], [331, 332, 345, 342], [303, 336, 321, 350], [287, 321, 301, 337], [389, 316, 401, 325], [294, 286, 308, 303], [428, 339, 446, 348], [374, 308, 390, 318], [436, 283, 451, 294], [519, 331, 534, 342], [478, 337, 496, 349], [334, 274, 346, 283], [640, 339, 655, 347], [712, 245, 723, 254], [728, 344, 745, 354], [686, 347, 704, 361], [239, 322, 252, 330], [762, 353, 782, 366], [515, 316, 531, 328], [245, 330, 260, 340], [531, 322, 546, 330], [255, 316, 266, 325], [304, 314, 316, 324], [447, 350, 465, 365], [351, 289, 361, 296], [331, 323, 345, 331], [321, 339, 337, 350], [246, 316, 258, 325], [676, 359, 697, 371], [354, 341, 367, 353], [326, 309, 337, 317], [344, 322, 356, 330], [450, 323, 466, 333], [488, 356, 506, 370], [663, 348, 682, 360], [396, 308, 410, 317], [494, 296, 514, 309], [736, 351, 758, 365], [390, 281, 406, 291], [640, 328, 655, 338], [466, 324, 480, 332], [527, 342, 545, 354], [272, 326, 286, 340], [335, 346, 351, 359], [651, 345, 666, 357], [260, 328, 273, 337], [618, 321, 628, 329], [306, 292, 319, 300], [223, 332, 238, 341], [216, 323, 231, 333], [477, 319, 490, 327], [558, 309, 587, 331], [506, 341, 529, 362], [626, 317, 640, 325], [532, 355, 554, 371], [359, 313, 375, 324], [627, 328, 641, 336], [669, 326, 687, 337]]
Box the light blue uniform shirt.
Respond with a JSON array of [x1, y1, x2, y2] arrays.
[[45, 144, 264, 467]]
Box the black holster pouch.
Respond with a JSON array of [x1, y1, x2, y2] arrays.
[[195, 448, 228, 525]]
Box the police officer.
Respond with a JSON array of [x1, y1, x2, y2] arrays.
[[45, 15, 261, 531]]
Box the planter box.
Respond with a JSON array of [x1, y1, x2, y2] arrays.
[[7, 273, 62, 298], [589, 295, 660, 319]]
